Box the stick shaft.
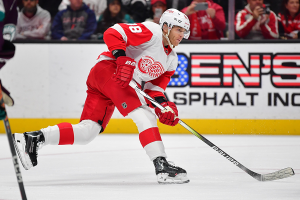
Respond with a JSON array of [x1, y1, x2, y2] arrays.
[[0, 91, 27, 200], [129, 81, 294, 181]]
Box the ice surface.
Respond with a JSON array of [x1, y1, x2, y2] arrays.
[[0, 134, 299, 200]]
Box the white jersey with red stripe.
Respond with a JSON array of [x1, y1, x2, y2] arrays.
[[98, 22, 178, 99]]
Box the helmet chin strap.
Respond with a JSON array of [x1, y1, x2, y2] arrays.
[[163, 29, 175, 49]]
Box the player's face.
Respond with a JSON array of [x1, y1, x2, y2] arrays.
[[247, 0, 263, 11], [286, 0, 300, 15], [168, 26, 185, 47]]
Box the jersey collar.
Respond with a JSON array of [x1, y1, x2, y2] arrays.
[[162, 42, 172, 56]]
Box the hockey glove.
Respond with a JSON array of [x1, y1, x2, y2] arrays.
[[112, 56, 136, 88], [155, 101, 179, 126]]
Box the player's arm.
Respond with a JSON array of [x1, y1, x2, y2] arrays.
[[103, 23, 153, 53], [0, 0, 5, 22], [103, 23, 153, 88], [2, 0, 18, 41], [144, 70, 175, 104], [144, 70, 179, 126]]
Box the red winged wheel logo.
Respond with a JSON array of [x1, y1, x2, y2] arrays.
[[138, 56, 164, 78]]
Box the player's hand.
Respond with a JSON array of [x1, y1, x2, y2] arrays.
[[112, 56, 136, 88], [155, 101, 179, 126]]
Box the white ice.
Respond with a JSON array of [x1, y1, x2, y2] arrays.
[[0, 134, 299, 200]]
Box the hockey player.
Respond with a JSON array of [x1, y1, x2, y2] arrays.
[[0, 0, 18, 120], [14, 9, 191, 184]]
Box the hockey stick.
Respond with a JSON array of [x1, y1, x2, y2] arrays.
[[129, 81, 295, 181], [0, 91, 27, 199]]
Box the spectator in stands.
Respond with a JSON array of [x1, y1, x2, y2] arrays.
[[166, 0, 188, 11], [16, 0, 51, 40], [235, 0, 279, 39], [59, 0, 107, 21], [95, 0, 134, 39], [278, 0, 300, 39], [51, 0, 97, 40], [145, 0, 167, 24], [181, 0, 226, 40], [123, 0, 148, 22]]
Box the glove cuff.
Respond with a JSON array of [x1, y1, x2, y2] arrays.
[[112, 49, 126, 59], [151, 96, 168, 107]]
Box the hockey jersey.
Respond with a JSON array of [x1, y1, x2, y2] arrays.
[[235, 4, 278, 39], [99, 22, 178, 99]]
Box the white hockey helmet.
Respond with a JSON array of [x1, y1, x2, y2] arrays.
[[159, 9, 190, 39]]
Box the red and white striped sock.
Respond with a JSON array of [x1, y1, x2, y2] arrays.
[[139, 127, 167, 161], [41, 120, 101, 145]]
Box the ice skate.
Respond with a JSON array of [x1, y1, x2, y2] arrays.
[[153, 156, 189, 184], [13, 131, 45, 170]]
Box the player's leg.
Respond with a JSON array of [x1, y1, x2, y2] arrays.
[[97, 61, 189, 183], [13, 119, 102, 170], [14, 60, 116, 170], [13, 90, 113, 170], [128, 105, 189, 184]]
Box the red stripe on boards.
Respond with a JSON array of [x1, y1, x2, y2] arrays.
[[139, 127, 161, 147], [57, 123, 74, 145]]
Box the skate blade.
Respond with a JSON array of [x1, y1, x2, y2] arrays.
[[13, 133, 33, 170], [157, 173, 190, 184]]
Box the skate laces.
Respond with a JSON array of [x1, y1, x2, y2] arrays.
[[167, 161, 176, 167]]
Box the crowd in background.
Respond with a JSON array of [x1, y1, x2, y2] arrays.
[[15, 0, 300, 41]]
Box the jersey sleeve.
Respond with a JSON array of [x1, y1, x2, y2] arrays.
[[103, 23, 153, 53], [143, 70, 175, 107]]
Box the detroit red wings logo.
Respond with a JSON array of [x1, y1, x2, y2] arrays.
[[138, 56, 164, 78]]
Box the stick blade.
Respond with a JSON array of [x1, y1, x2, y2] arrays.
[[262, 167, 295, 181]]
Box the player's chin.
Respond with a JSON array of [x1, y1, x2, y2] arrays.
[[173, 40, 181, 46]]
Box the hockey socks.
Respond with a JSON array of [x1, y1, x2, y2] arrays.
[[139, 127, 167, 160], [42, 120, 101, 146]]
